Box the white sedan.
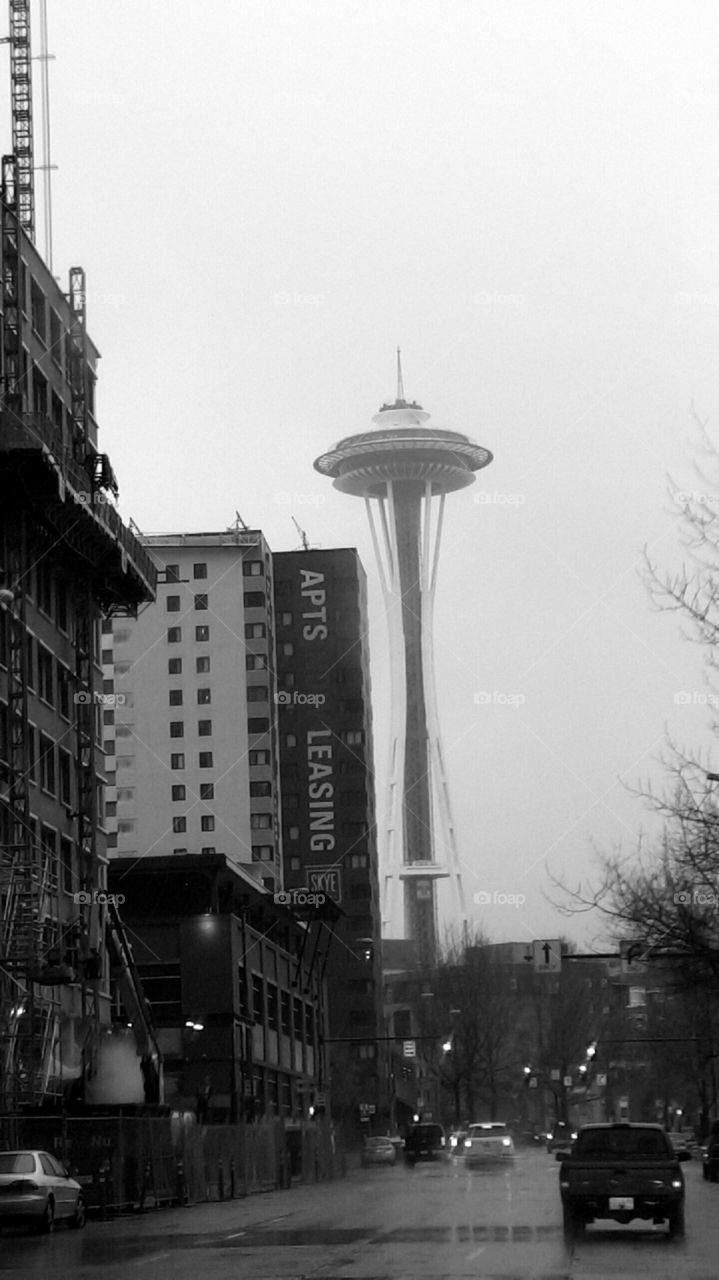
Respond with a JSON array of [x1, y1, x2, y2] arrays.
[[0, 1151, 86, 1232], [463, 1122, 515, 1165]]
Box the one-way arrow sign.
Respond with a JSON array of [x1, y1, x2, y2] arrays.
[[533, 939, 562, 972]]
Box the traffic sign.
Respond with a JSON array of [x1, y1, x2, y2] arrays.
[[563, 1075, 572, 1087], [620, 939, 647, 974], [596, 1073, 607, 1087], [403, 1040, 416, 1058], [533, 939, 562, 972]]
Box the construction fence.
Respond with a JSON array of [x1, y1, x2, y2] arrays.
[[0, 1114, 344, 1214]]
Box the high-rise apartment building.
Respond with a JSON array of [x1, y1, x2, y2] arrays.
[[107, 531, 282, 892], [273, 548, 385, 1129]]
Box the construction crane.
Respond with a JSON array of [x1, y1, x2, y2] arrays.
[[0, 1, 35, 242], [292, 516, 319, 551]]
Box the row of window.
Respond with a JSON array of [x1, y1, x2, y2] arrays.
[[286, 851, 368, 870], [167, 594, 208, 611], [166, 624, 265, 643], [162, 560, 264, 582], [168, 656, 211, 674], [169, 720, 213, 737], [168, 688, 212, 706], [0, 716, 77, 806], [170, 815, 216, 834]]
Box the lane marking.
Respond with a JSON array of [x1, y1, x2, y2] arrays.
[[135, 1254, 170, 1266], [466, 1246, 486, 1259], [224, 1230, 247, 1239]]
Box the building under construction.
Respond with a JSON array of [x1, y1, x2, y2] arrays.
[[0, 2, 159, 1115]]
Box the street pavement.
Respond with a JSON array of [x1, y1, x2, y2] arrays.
[[1, 1147, 718, 1280]]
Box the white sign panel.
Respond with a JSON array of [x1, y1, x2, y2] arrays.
[[533, 939, 562, 972]]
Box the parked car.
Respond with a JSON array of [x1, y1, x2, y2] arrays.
[[403, 1123, 447, 1165], [702, 1121, 719, 1181], [546, 1122, 577, 1154], [0, 1151, 86, 1233], [361, 1136, 396, 1167], [558, 1122, 689, 1238], [463, 1122, 515, 1165]]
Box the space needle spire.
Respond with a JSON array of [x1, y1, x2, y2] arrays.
[[314, 358, 493, 967]]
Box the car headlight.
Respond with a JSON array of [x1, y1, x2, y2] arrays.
[[671, 1179, 682, 1189], [502, 1137, 511, 1147], [571, 1132, 577, 1140], [464, 1138, 472, 1148]]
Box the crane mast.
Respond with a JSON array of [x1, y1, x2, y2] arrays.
[[8, 0, 34, 242]]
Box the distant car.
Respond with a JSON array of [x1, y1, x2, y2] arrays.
[[668, 1130, 694, 1157], [403, 1123, 447, 1165], [0, 1151, 86, 1232], [702, 1121, 719, 1181], [463, 1122, 515, 1165], [546, 1123, 577, 1154], [448, 1129, 468, 1154], [361, 1136, 396, 1167]]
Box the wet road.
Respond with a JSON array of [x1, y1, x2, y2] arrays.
[[1, 1148, 718, 1280]]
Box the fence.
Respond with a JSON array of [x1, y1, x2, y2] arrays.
[[0, 1113, 343, 1214]]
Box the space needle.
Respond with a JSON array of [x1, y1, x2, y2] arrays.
[[314, 354, 493, 966]]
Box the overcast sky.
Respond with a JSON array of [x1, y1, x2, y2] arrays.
[[15, 0, 719, 949]]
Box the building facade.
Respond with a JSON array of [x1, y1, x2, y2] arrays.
[[273, 548, 386, 1131], [0, 212, 157, 1111], [107, 531, 282, 893], [108, 854, 331, 1122]]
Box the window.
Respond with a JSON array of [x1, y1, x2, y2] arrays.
[[165, 564, 180, 582], [350, 853, 368, 868], [169, 721, 184, 738], [171, 785, 186, 801], [288, 825, 300, 840], [244, 622, 266, 639], [281, 612, 292, 625], [284, 794, 299, 810], [196, 655, 210, 673], [282, 672, 295, 690], [27, 725, 36, 783], [199, 752, 213, 768], [198, 719, 212, 736], [166, 595, 181, 612], [243, 560, 263, 576], [168, 658, 182, 675], [246, 654, 266, 670], [59, 749, 72, 807], [280, 991, 291, 1036], [37, 647, 54, 704], [244, 592, 264, 608], [169, 689, 183, 706], [167, 627, 182, 643], [252, 845, 272, 861], [282, 643, 294, 656], [195, 625, 209, 642], [31, 278, 46, 339], [250, 813, 271, 829], [56, 580, 68, 633], [170, 752, 185, 769], [344, 731, 363, 745], [250, 781, 271, 797], [252, 975, 264, 1021], [37, 564, 53, 616], [248, 718, 269, 735], [199, 782, 214, 800], [200, 846, 216, 855], [267, 983, 278, 1031], [194, 594, 208, 610], [172, 817, 186, 833], [200, 815, 215, 832], [247, 685, 268, 702], [60, 836, 73, 895], [39, 734, 55, 794], [117, 787, 135, 802], [285, 734, 297, 748], [50, 309, 62, 366], [249, 750, 269, 765], [197, 688, 211, 705], [289, 856, 301, 871], [173, 848, 188, 855], [193, 563, 207, 579]]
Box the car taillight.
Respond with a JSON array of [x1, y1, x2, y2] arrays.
[[440, 1137, 445, 1146], [464, 1138, 471, 1148]]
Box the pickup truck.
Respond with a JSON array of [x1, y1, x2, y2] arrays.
[[557, 1122, 690, 1238]]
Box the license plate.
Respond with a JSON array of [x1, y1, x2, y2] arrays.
[[609, 1196, 634, 1210]]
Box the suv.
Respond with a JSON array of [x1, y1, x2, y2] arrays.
[[403, 1123, 446, 1166], [546, 1122, 577, 1154]]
